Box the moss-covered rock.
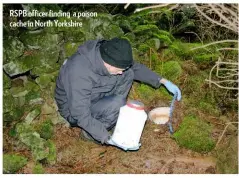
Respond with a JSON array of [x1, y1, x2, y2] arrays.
[[19, 30, 62, 52], [3, 107, 25, 123], [35, 73, 55, 89], [3, 60, 32, 77], [46, 140, 57, 165], [16, 123, 49, 161], [173, 115, 215, 153], [3, 36, 25, 64], [3, 154, 28, 173], [34, 119, 54, 140], [3, 72, 11, 89], [33, 163, 45, 174], [3, 89, 15, 114], [64, 42, 83, 58], [24, 107, 41, 125]]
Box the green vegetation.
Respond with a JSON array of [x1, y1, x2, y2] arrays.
[[3, 4, 237, 174], [3, 154, 28, 173], [33, 163, 45, 174], [173, 115, 215, 153]]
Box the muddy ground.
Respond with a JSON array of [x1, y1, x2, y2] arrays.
[[15, 102, 222, 174]]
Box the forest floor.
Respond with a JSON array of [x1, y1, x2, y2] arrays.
[[18, 102, 220, 174]]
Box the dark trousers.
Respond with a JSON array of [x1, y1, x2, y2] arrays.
[[67, 69, 134, 131]]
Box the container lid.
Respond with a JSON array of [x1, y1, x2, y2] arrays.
[[127, 100, 144, 110]]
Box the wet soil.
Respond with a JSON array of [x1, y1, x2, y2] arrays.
[[17, 102, 219, 174]]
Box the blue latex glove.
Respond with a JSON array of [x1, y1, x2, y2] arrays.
[[107, 138, 141, 151], [164, 80, 182, 101]]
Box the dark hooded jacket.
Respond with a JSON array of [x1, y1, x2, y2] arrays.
[[55, 39, 162, 143]]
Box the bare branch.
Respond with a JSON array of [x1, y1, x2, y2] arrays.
[[209, 4, 237, 32], [191, 40, 238, 50], [217, 48, 238, 51], [193, 4, 238, 33], [216, 122, 238, 147], [124, 3, 130, 10], [134, 4, 171, 13]]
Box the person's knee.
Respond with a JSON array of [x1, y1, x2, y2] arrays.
[[110, 95, 126, 110]]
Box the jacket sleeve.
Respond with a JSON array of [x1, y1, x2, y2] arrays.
[[132, 61, 162, 88], [67, 68, 110, 144]]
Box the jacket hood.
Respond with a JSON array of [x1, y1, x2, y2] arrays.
[[77, 40, 110, 76]]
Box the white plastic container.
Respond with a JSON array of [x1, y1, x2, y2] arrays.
[[111, 100, 147, 148]]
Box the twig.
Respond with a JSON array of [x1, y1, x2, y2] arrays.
[[217, 4, 238, 18], [134, 4, 171, 13], [217, 48, 238, 51], [205, 79, 238, 90], [124, 3, 130, 9], [209, 4, 237, 32], [216, 122, 238, 147], [185, 32, 203, 44], [190, 40, 238, 50], [193, 4, 237, 33]]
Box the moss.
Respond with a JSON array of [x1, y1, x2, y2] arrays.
[[16, 123, 50, 161], [19, 30, 61, 52], [3, 72, 11, 89], [198, 100, 220, 116], [46, 140, 57, 165], [155, 61, 182, 81], [101, 24, 124, 39], [215, 135, 238, 174], [173, 115, 215, 153], [137, 84, 156, 101], [3, 36, 25, 63], [3, 107, 25, 123], [33, 163, 45, 174], [64, 42, 83, 58], [193, 53, 219, 63], [133, 24, 159, 34], [153, 33, 172, 45], [3, 89, 15, 114], [3, 154, 28, 173], [34, 119, 54, 140], [24, 107, 41, 125], [35, 74, 55, 89]]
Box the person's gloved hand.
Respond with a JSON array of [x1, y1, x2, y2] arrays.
[[163, 80, 182, 101], [106, 137, 141, 151]]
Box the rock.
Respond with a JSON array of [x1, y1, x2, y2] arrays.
[[3, 154, 28, 173], [3, 72, 11, 89], [3, 89, 15, 114], [34, 119, 54, 140], [10, 86, 29, 98], [35, 74, 55, 89], [50, 112, 70, 127], [19, 30, 61, 52], [3, 108, 25, 123], [3, 36, 25, 64], [46, 140, 57, 165], [29, 51, 61, 76], [41, 103, 55, 115], [24, 108, 41, 125], [17, 130, 49, 161], [3, 60, 32, 77], [64, 42, 83, 58]]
